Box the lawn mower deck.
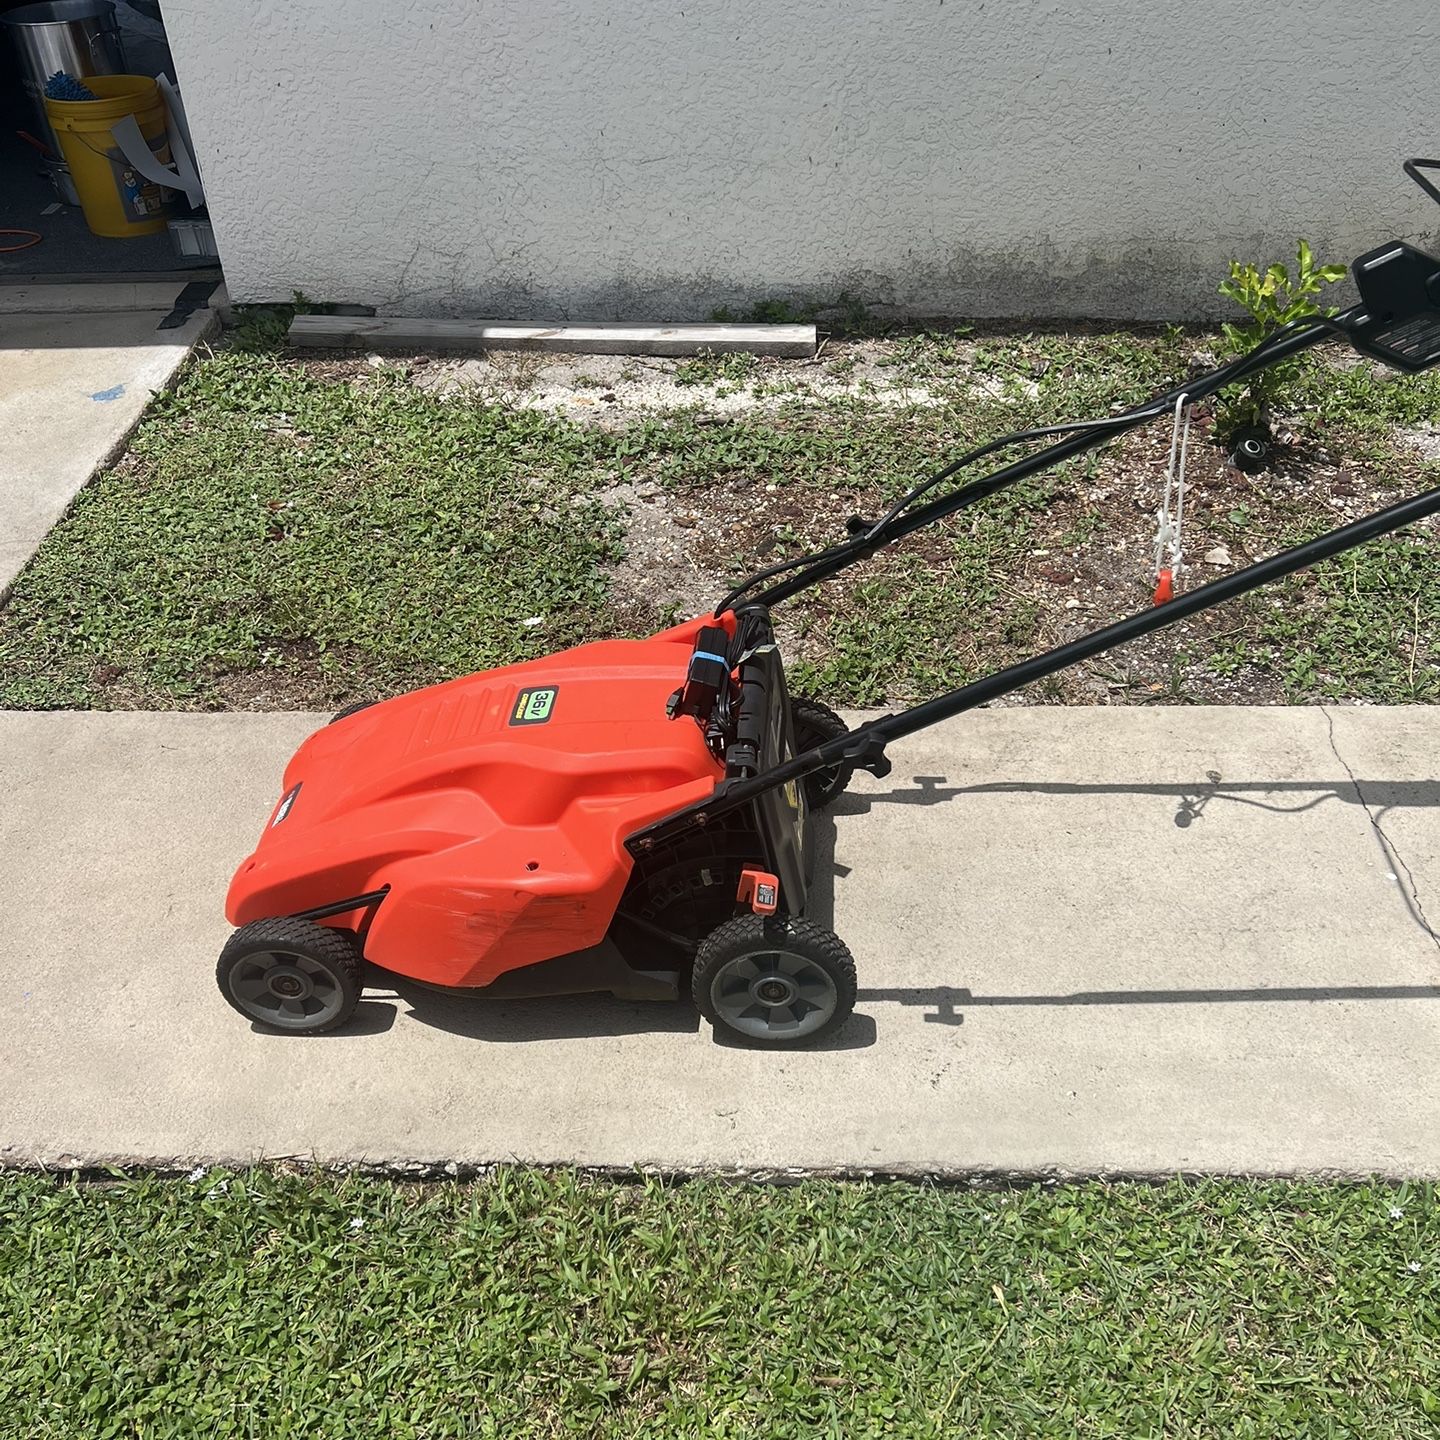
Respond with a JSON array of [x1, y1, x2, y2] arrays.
[[220, 161, 1440, 1046], [224, 605, 854, 1041]]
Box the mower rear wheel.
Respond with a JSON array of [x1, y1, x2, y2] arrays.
[[790, 696, 851, 810], [216, 917, 361, 1035], [694, 913, 856, 1046], [329, 700, 378, 725]]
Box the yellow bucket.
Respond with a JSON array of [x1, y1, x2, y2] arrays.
[[44, 75, 178, 239]]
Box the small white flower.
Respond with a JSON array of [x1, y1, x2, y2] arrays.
[[1407, 1261, 1422, 1273], [521, 616, 544, 627], [349, 1217, 365, 1230], [186, 1165, 206, 1183], [1390, 1206, 1404, 1220]]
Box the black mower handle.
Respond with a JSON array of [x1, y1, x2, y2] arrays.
[[1404, 158, 1440, 209], [631, 477, 1440, 856], [740, 320, 1335, 611], [716, 157, 1440, 619]]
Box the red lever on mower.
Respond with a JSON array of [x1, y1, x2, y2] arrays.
[[737, 868, 780, 915]]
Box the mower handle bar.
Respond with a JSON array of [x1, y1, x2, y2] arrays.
[[628, 475, 1440, 855], [726, 317, 1339, 613], [715, 156, 1440, 619], [1404, 158, 1440, 209]]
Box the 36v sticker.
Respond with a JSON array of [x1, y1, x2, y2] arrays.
[[510, 686, 558, 725]]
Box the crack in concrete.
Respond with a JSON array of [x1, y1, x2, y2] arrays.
[[1322, 706, 1440, 955]]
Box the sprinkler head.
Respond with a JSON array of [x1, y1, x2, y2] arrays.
[[1227, 425, 1270, 474]]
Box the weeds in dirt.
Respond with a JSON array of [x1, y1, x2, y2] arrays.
[[1211, 530, 1439, 702], [707, 291, 879, 332], [0, 324, 1434, 712], [229, 290, 338, 353], [709, 297, 817, 326], [673, 349, 760, 391]]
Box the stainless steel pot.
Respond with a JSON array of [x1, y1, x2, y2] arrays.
[[2, 0, 126, 152]]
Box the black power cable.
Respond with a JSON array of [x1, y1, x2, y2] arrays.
[[714, 317, 1347, 617]]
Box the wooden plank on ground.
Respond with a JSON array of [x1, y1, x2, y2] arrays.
[[287, 315, 816, 358]]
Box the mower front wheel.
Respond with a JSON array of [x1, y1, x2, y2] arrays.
[[217, 916, 362, 1035], [694, 913, 856, 1046]]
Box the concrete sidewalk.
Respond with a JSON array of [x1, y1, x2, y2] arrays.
[[0, 290, 216, 594], [2, 706, 1437, 1177]]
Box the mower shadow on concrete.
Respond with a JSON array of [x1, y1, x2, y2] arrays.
[[379, 984, 700, 1043], [367, 970, 880, 1052], [816, 771, 1440, 1028], [245, 1000, 399, 1038], [709, 1012, 878, 1051], [823, 771, 1440, 944], [830, 772, 1440, 829], [849, 981, 1440, 1028]]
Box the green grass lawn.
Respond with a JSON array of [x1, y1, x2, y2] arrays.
[[0, 351, 625, 710], [3, 1171, 1438, 1438], [0, 327, 1436, 710]]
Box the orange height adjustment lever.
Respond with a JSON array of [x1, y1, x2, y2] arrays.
[[736, 868, 780, 915]]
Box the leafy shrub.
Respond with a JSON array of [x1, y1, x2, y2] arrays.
[[1216, 240, 1346, 432]]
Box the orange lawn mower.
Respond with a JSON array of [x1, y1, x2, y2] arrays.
[[220, 162, 1440, 1046]]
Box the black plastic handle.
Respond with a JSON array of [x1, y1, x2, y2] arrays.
[[1404, 158, 1440, 208]]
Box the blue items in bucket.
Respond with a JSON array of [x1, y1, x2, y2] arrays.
[[43, 71, 98, 101]]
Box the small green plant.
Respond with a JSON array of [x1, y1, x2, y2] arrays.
[[1216, 240, 1346, 431], [228, 291, 336, 353], [883, 327, 976, 376], [709, 297, 816, 325], [709, 292, 884, 332], [673, 348, 759, 389], [826, 290, 883, 335], [228, 303, 293, 352]]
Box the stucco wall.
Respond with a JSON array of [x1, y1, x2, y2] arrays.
[[162, 0, 1438, 320]]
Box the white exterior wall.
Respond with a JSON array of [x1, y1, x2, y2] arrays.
[[163, 0, 1439, 320]]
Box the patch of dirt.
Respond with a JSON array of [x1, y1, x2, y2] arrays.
[[207, 664, 348, 712], [421, 347, 951, 424], [76, 662, 347, 713], [594, 481, 724, 625], [298, 342, 954, 424], [594, 480, 815, 660], [1402, 422, 1440, 463], [291, 349, 449, 393], [198, 643, 391, 713], [265, 336, 1436, 710], [670, 397, 1438, 706]]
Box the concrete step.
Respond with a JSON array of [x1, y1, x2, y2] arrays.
[[0, 280, 219, 314]]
